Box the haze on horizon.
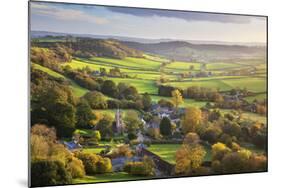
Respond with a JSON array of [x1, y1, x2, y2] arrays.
[[30, 2, 267, 44]]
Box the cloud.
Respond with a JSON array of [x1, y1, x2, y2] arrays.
[[31, 2, 108, 24], [106, 7, 255, 24]]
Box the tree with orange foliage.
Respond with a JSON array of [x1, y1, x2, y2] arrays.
[[181, 107, 202, 134]]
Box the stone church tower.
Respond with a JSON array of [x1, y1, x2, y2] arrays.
[[115, 109, 124, 134]]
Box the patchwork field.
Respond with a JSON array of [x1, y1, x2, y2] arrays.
[[163, 79, 232, 91], [164, 76, 266, 93], [91, 57, 162, 70], [30, 10, 268, 186], [222, 77, 266, 92], [164, 61, 201, 72]]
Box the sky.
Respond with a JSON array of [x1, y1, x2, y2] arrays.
[[30, 2, 267, 43]]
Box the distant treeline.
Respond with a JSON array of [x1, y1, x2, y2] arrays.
[[32, 37, 143, 59], [158, 85, 267, 115]]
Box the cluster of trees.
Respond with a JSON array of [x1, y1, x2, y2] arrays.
[[184, 86, 223, 102], [30, 124, 111, 186], [31, 67, 154, 137], [123, 111, 144, 140], [214, 99, 267, 116], [74, 152, 112, 175], [72, 38, 143, 59], [31, 69, 100, 138], [31, 69, 77, 137], [31, 45, 72, 72], [174, 131, 267, 176], [211, 142, 267, 174], [65, 68, 101, 91], [99, 67, 131, 78], [175, 133, 207, 175], [124, 156, 155, 176], [158, 85, 223, 103], [159, 85, 266, 116], [180, 107, 267, 150], [65, 66, 153, 111], [109, 144, 133, 158], [32, 37, 143, 59]]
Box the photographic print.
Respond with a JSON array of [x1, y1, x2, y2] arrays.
[[29, 1, 267, 187]]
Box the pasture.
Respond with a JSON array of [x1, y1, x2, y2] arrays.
[[244, 93, 267, 102], [104, 77, 158, 94], [164, 61, 201, 72], [73, 172, 147, 184], [164, 76, 266, 93], [91, 56, 162, 71], [163, 79, 232, 91], [147, 144, 212, 164]]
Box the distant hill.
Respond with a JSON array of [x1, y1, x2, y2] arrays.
[[32, 37, 143, 59], [31, 30, 266, 61], [31, 30, 172, 44], [31, 30, 265, 46], [121, 41, 266, 62]]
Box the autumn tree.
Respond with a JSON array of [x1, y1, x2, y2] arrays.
[[101, 80, 118, 98], [76, 99, 95, 129], [220, 149, 252, 173], [31, 85, 77, 138], [183, 132, 200, 145], [181, 107, 202, 134], [83, 91, 108, 109], [175, 143, 206, 174], [171, 89, 183, 111], [96, 114, 114, 138], [211, 142, 232, 161], [123, 110, 143, 135]]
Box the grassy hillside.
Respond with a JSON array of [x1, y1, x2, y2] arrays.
[[103, 77, 158, 94], [32, 63, 88, 97], [164, 76, 266, 93]]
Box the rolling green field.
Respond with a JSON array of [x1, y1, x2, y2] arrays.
[[222, 77, 266, 93], [164, 61, 201, 72], [91, 56, 162, 70], [206, 62, 246, 70], [148, 144, 181, 164], [164, 79, 232, 91], [244, 93, 267, 102], [61, 56, 266, 95], [164, 76, 266, 93], [143, 54, 170, 63], [64, 59, 170, 80], [32, 63, 65, 78], [103, 77, 158, 94], [147, 144, 212, 164], [73, 172, 148, 184]]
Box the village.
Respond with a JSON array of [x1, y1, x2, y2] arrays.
[[63, 103, 186, 177]]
